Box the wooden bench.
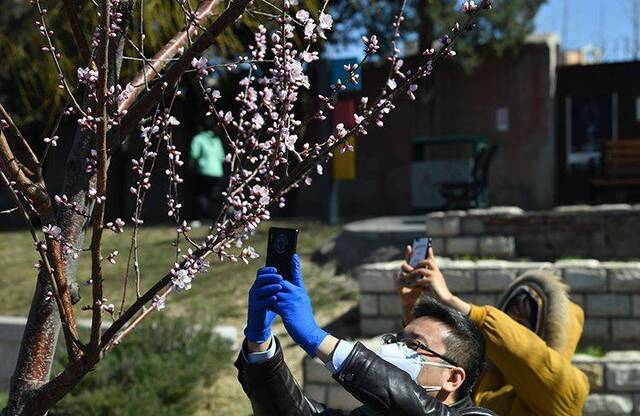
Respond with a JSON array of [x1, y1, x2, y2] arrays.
[[591, 139, 640, 201]]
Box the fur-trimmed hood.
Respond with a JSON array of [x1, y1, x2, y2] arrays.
[[497, 270, 584, 356]]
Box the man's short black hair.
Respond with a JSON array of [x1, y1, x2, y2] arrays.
[[412, 296, 486, 398]]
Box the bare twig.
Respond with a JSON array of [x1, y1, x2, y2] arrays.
[[89, 0, 111, 353], [118, 0, 222, 112], [0, 104, 39, 174], [62, 0, 93, 63], [115, 0, 252, 139]]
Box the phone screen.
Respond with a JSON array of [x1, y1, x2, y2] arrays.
[[265, 227, 299, 281], [409, 237, 432, 268]]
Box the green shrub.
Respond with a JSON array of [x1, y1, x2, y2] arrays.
[[50, 315, 233, 415]]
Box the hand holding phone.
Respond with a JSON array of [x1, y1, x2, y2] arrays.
[[408, 237, 432, 268], [401, 237, 432, 287], [265, 227, 299, 281]]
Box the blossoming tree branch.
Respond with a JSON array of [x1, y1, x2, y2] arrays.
[[0, 0, 491, 413]]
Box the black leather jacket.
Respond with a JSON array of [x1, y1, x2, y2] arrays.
[[235, 337, 496, 416]]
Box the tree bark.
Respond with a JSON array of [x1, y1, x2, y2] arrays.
[[3, 0, 253, 413], [3, 2, 134, 414]]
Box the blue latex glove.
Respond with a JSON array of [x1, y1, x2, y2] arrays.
[[244, 267, 282, 344], [274, 254, 327, 357]]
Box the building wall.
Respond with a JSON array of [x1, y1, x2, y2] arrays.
[[296, 35, 560, 218]]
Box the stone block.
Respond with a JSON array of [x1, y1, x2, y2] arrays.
[[583, 394, 633, 416], [304, 357, 334, 383], [440, 268, 476, 292], [511, 262, 556, 276], [612, 319, 640, 342], [476, 268, 517, 292], [0, 316, 27, 342], [378, 294, 402, 317], [361, 317, 399, 336], [360, 294, 378, 316], [605, 351, 640, 361], [468, 206, 524, 216], [0, 342, 19, 376], [430, 237, 445, 253], [591, 204, 632, 211], [327, 385, 362, 410], [583, 319, 610, 340], [304, 383, 328, 404], [587, 294, 631, 317], [478, 236, 516, 258], [461, 217, 486, 235], [606, 363, 640, 392], [553, 205, 593, 213], [634, 296, 640, 317], [573, 359, 605, 391], [446, 237, 478, 256], [426, 215, 461, 237], [563, 265, 607, 292], [607, 264, 640, 291], [571, 294, 586, 308], [358, 268, 397, 294]]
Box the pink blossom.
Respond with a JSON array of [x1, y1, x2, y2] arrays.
[[77, 67, 98, 84], [304, 21, 316, 38], [42, 224, 62, 240], [191, 57, 209, 76], [251, 185, 270, 205], [106, 250, 119, 264], [300, 50, 319, 63], [463, 1, 478, 14], [296, 9, 310, 23], [319, 13, 333, 30]]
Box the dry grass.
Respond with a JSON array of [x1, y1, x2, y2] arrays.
[[0, 219, 358, 414]]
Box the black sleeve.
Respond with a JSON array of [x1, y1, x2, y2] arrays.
[[234, 336, 338, 416], [332, 342, 457, 416]]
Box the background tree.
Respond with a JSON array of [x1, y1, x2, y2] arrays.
[[0, 0, 492, 414], [332, 0, 546, 69]]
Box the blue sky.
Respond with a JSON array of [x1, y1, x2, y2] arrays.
[[327, 0, 639, 61], [535, 0, 637, 60]]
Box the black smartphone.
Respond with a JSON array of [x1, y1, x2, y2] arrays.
[[409, 236, 432, 267], [265, 227, 299, 281]]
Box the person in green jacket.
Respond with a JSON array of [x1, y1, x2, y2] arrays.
[[189, 126, 225, 225]]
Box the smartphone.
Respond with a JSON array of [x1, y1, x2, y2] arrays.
[[409, 237, 432, 268], [265, 227, 299, 281]]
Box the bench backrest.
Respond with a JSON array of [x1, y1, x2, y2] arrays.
[[603, 139, 640, 177]]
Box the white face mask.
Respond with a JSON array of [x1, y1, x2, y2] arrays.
[[377, 342, 456, 392]]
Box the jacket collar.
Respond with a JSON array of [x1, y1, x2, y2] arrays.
[[450, 395, 475, 409]]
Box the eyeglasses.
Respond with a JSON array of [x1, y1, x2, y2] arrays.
[[381, 332, 460, 368]]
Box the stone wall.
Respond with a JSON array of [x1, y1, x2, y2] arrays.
[[426, 205, 640, 260], [575, 352, 640, 416], [302, 350, 640, 415], [357, 259, 640, 349]]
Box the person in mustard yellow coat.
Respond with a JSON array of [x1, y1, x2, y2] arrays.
[[397, 245, 590, 416]]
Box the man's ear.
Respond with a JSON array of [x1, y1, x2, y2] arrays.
[[440, 366, 466, 396]]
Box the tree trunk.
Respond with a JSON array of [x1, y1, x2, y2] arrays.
[[3, 271, 60, 415], [3, 3, 134, 414]]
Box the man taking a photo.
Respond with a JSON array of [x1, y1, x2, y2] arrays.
[[235, 254, 496, 416]]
